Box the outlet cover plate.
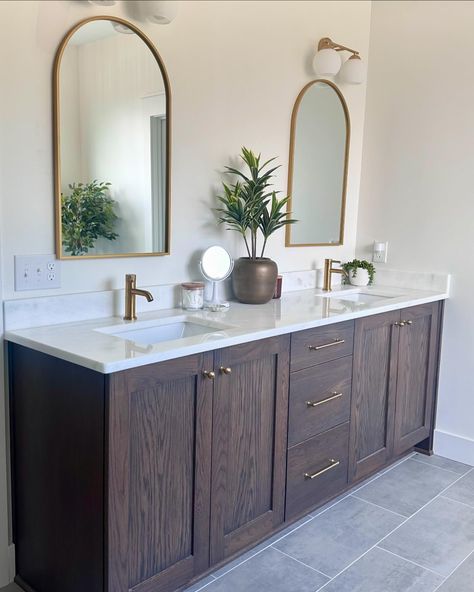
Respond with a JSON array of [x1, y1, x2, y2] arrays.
[[15, 254, 61, 291]]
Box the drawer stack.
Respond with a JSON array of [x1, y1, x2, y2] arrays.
[[286, 321, 354, 519]]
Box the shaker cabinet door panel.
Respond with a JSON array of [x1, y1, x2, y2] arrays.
[[107, 353, 213, 592], [349, 311, 400, 482], [393, 302, 440, 455], [210, 336, 290, 564]]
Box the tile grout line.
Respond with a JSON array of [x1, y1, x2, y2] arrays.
[[432, 547, 474, 592], [376, 545, 446, 578], [272, 546, 333, 580], [349, 493, 408, 518], [348, 453, 415, 495], [439, 494, 474, 511], [314, 466, 474, 591], [409, 456, 472, 476]]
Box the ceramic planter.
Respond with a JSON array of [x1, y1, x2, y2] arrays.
[[232, 257, 278, 304], [348, 268, 370, 287]]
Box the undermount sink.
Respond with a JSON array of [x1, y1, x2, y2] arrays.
[[96, 315, 233, 346], [321, 289, 396, 305]]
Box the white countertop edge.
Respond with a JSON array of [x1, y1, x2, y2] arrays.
[[5, 288, 449, 374]]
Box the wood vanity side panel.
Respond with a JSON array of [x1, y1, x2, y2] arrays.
[[393, 302, 440, 455], [10, 344, 105, 592], [349, 311, 400, 482], [107, 353, 213, 592], [210, 335, 290, 564]]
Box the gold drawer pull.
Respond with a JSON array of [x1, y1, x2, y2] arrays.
[[304, 459, 340, 480], [220, 366, 232, 375], [308, 338, 345, 351], [306, 392, 343, 408], [202, 370, 215, 380]]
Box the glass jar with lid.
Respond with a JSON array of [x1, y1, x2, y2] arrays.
[[181, 282, 205, 310]]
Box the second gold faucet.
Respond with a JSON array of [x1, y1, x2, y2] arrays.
[[323, 259, 346, 291]]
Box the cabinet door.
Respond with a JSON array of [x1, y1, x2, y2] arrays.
[[349, 311, 400, 482], [393, 302, 440, 455], [107, 353, 213, 592], [210, 335, 290, 564]]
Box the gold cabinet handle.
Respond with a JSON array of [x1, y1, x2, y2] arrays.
[[403, 320, 413, 326], [308, 338, 345, 351], [304, 459, 340, 480], [203, 370, 216, 380], [306, 392, 343, 408], [394, 321, 406, 327], [220, 366, 232, 375]]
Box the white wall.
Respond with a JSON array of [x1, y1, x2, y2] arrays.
[[0, 0, 371, 299], [357, 0, 474, 464], [0, 0, 372, 584]]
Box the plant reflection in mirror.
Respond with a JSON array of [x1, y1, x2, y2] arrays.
[[61, 180, 119, 256]]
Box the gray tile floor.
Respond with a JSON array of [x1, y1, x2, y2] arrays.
[[2, 453, 473, 592]]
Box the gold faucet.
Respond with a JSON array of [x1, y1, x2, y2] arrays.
[[124, 274, 154, 320], [323, 259, 346, 291]]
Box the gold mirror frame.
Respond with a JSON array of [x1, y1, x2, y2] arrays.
[[285, 79, 350, 248], [53, 16, 172, 260]]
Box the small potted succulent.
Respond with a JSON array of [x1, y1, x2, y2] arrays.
[[341, 259, 376, 287], [215, 147, 297, 304]]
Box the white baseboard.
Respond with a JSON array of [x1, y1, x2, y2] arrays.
[[434, 429, 474, 466]]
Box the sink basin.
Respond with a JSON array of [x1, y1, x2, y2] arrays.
[[96, 316, 233, 346], [321, 289, 396, 305]]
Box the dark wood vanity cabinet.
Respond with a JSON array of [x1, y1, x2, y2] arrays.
[[349, 302, 442, 482], [10, 335, 289, 592], [9, 302, 443, 592]]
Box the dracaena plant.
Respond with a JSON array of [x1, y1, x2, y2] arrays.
[[216, 147, 296, 259]]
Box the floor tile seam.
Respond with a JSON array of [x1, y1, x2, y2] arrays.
[[431, 547, 474, 592], [272, 546, 332, 579], [314, 467, 473, 591], [409, 456, 473, 476], [349, 493, 408, 518], [439, 494, 474, 511], [375, 545, 447, 578]]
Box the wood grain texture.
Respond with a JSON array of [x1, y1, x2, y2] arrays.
[[210, 335, 290, 564], [286, 422, 349, 519], [10, 344, 105, 592], [393, 302, 440, 455], [288, 356, 352, 446], [107, 352, 213, 592], [349, 311, 400, 482], [290, 320, 354, 372]]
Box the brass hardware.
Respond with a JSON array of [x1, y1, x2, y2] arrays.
[[307, 392, 343, 408], [394, 321, 406, 327], [220, 366, 232, 375], [323, 259, 347, 291], [317, 37, 360, 57], [123, 274, 154, 321], [404, 320, 413, 326], [53, 16, 172, 260], [203, 370, 216, 380], [304, 459, 340, 480], [285, 80, 350, 248], [308, 338, 345, 351]]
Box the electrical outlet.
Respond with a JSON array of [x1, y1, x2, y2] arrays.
[[372, 241, 388, 264], [15, 255, 61, 291]]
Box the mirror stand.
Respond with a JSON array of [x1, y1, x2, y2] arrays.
[[199, 245, 234, 312]]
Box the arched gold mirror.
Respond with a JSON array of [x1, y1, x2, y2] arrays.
[[286, 80, 350, 247], [53, 16, 171, 259]]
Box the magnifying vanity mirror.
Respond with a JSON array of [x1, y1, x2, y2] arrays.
[[286, 79, 350, 247], [53, 17, 171, 259], [200, 246, 234, 311]]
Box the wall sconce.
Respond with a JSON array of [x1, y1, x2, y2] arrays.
[[87, 0, 180, 25], [313, 37, 365, 84]]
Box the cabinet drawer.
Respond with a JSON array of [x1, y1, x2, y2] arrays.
[[288, 357, 352, 446], [291, 321, 354, 372], [286, 423, 349, 520]]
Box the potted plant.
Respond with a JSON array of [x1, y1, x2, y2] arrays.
[[341, 259, 376, 287], [61, 180, 119, 256], [216, 147, 296, 304]]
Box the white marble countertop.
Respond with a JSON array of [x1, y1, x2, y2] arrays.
[[4, 284, 449, 374]]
